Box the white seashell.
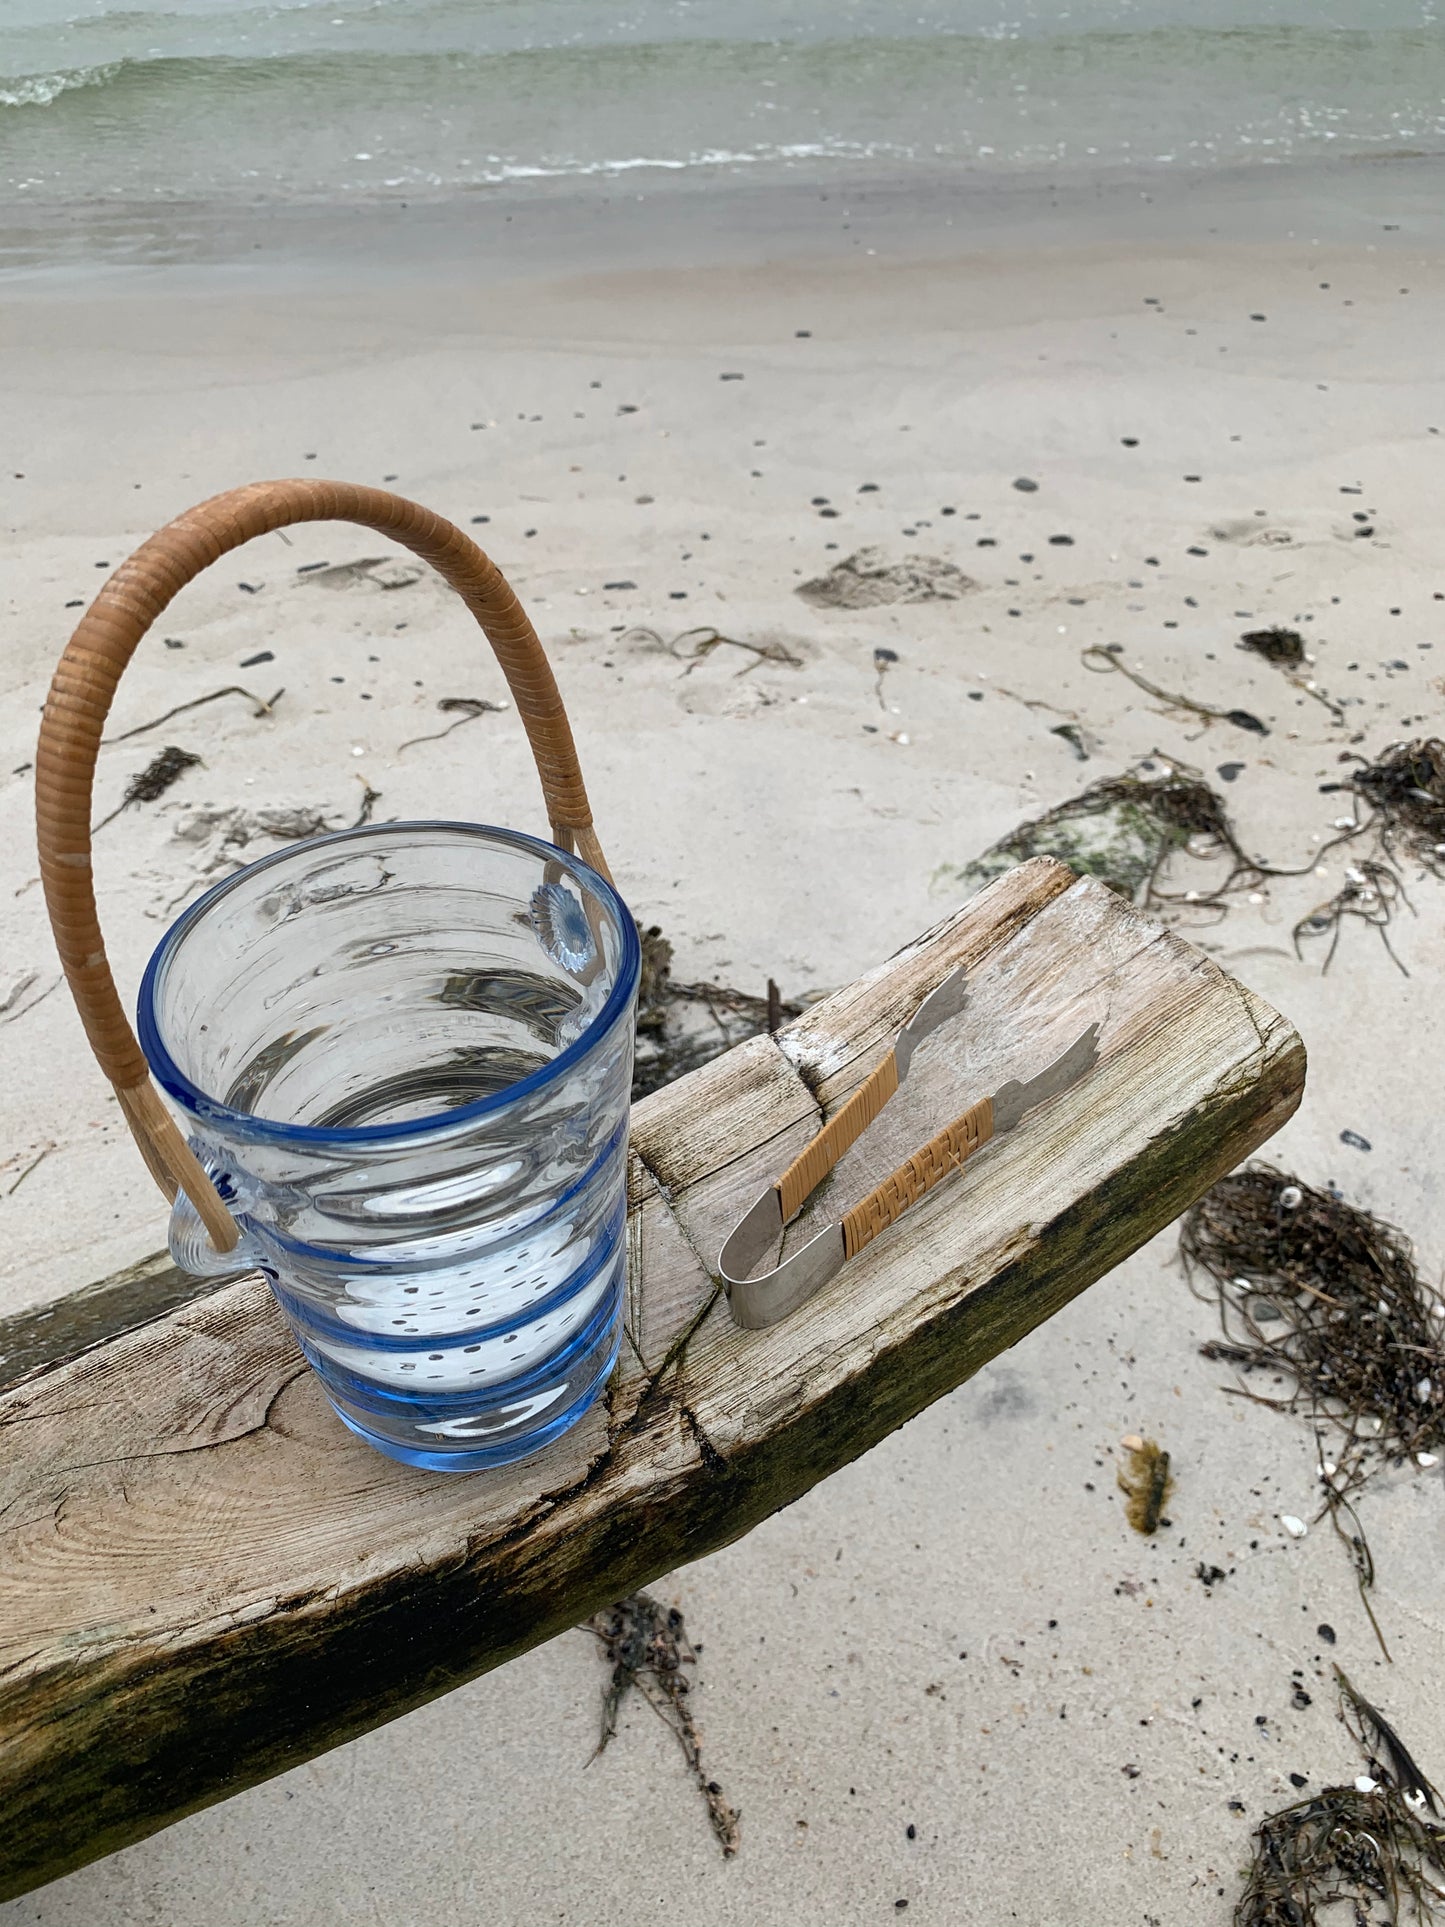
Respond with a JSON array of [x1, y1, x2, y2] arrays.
[[1279, 1185, 1303, 1209], [1317, 1462, 1337, 1479], [1417, 1452, 1439, 1468], [1280, 1515, 1308, 1538], [1355, 1776, 1379, 1794], [1417, 1378, 1434, 1402]]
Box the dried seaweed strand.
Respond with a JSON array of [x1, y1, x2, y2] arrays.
[[622, 624, 803, 677], [585, 1593, 740, 1857], [396, 697, 506, 753], [1293, 859, 1413, 978], [106, 685, 283, 743], [1082, 644, 1268, 735]]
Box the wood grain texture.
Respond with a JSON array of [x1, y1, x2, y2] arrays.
[[0, 859, 1305, 1900]]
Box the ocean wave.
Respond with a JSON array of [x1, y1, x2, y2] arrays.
[[0, 62, 121, 108]]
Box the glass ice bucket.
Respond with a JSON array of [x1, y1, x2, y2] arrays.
[[142, 823, 638, 1470], [35, 480, 639, 1472]]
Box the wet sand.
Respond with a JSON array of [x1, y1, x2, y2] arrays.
[[2, 157, 1444, 1925]]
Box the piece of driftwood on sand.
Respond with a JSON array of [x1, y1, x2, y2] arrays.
[[0, 858, 1304, 1900]]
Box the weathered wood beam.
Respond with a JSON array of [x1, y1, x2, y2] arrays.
[[0, 859, 1304, 1900]]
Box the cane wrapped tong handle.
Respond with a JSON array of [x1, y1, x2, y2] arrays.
[[775, 964, 969, 1220], [35, 479, 612, 1255], [720, 998, 1099, 1331]]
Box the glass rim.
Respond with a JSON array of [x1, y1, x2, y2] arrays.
[[137, 819, 640, 1148]]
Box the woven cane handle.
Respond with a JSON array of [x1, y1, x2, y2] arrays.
[[36, 479, 610, 1253], [777, 1051, 900, 1223], [841, 1097, 994, 1261]]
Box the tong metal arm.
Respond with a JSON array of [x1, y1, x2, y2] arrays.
[[719, 964, 1098, 1331]]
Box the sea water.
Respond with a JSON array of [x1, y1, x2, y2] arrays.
[[4, 0, 1445, 225]]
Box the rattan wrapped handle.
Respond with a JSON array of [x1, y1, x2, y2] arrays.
[[35, 479, 612, 1254], [776, 1050, 900, 1223], [841, 1097, 994, 1260]]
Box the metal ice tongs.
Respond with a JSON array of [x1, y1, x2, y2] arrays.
[[719, 965, 1099, 1329]]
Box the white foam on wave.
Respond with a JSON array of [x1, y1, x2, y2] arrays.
[[0, 63, 120, 108]]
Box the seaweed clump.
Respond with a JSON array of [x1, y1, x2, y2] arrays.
[[1181, 1165, 1445, 1653], [585, 1593, 740, 1857], [1348, 738, 1445, 877], [1240, 626, 1306, 668], [1237, 1669, 1445, 1926], [943, 763, 1264, 908]]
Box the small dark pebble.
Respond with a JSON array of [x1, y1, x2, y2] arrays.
[[1122, 1764, 1141, 1779], [1012, 476, 1039, 492], [65, 599, 84, 608], [820, 508, 839, 518], [1339, 1129, 1371, 1151], [795, 329, 811, 337], [1049, 534, 1074, 545], [968, 690, 984, 701], [617, 404, 638, 414], [906, 1824, 917, 1840], [874, 647, 899, 664], [604, 580, 636, 591], [719, 372, 744, 380], [1196, 1562, 1228, 1588], [237, 582, 260, 593], [1122, 437, 1139, 446], [669, 591, 688, 599], [1217, 762, 1245, 783], [1289, 1773, 1308, 1789], [240, 650, 275, 668], [941, 505, 956, 515], [296, 560, 330, 574], [976, 537, 996, 547], [1227, 709, 1268, 735], [163, 636, 185, 649], [94, 560, 109, 569], [1317, 1623, 1336, 1644], [859, 483, 879, 492], [470, 514, 490, 524], [1292, 1688, 1312, 1710], [1228, 1800, 1247, 1814], [1250, 313, 1267, 321], [1187, 545, 1209, 557]]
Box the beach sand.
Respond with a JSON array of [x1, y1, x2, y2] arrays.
[[2, 159, 1444, 1924]]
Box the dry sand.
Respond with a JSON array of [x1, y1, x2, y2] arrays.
[[2, 159, 1444, 1925]]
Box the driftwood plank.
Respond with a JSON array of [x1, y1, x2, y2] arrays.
[[0, 859, 1304, 1900]]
